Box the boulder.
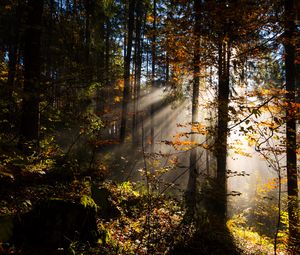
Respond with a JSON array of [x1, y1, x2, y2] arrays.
[[91, 186, 121, 219], [12, 199, 99, 249], [0, 215, 15, 243]]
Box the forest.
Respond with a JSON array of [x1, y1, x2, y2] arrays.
[[0, 0, 299, 254]]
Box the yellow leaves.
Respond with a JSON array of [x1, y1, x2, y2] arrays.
[[4, 5, 12, 11], [113, 79, 124, 102], [229, 138, 252, 157], [246, 136, 256, 147], [232, 147, 252, 157], [191, 123, 208, 135], [176, 48, 186, 59], [147, 14, 154, 23], [114, 96, 122, 102], [248, 88, 287, 98], [168, 157, 178, 165], [115, 79, 124, 91], [172, 139, 197, 151], [258, 120, 279, 130], [0, 63, 8, 81], [202, 143, 210, 149], [263, 178, 278, 191], [163, 122, 210, 151]]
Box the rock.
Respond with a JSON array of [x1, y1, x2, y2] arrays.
[[91, 186, 121, 219], [12, 199, 99, 249], [0, 215, 15, 243]]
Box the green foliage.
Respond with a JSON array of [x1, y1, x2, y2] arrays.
[[80, 195, 97, 212], [228, 217, 275, 255], [91, 181, 187, 254], [228, 179, 290, 254], [245, 180, 288, 238], [118, 181, 140, 198]]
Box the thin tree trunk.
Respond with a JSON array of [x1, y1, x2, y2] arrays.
[[132, 0, 143, 145], [120, 0, 135, 143], [19, 0, 44, 150], [7, 0, 22, 117], [7, 44, 17, 106], [105, 20, 110, 87], [95, 7, 106, 113], [150, 0, 157, 153], [284, 0, 299, 248], [187, 0, 201, 211], [85, 0, 91, 66]]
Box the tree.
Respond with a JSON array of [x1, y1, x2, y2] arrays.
[[215, 0, 231, 223], [132, 0, 145, 145], [120, 0, 136, 143], [284, 0, 299, 249], [150, 0, 157, 153], [19, 0, 44, 150], [187, 0, 201, 212]]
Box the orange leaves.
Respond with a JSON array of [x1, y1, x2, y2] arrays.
[[92, 139, 120, 147], [163, 134, 190, 150], [246, 136, 257, 147], [191, 123, 208, 135], [295, 47, 300, 64], [146, 14, 154, 23], [4, 4, 12, 11], [163, 122, 210, 151], [114, 96, 122, 103], [258, 120, 279, 131], [248, 88, 287, 98], [115, 79, 124, 91], [113, 79, 124, 103]]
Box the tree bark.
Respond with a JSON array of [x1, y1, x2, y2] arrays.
[[132, 0, 144, 146], [216, 37, 230, 224], [95, 9, 105, 113], [284, 0, 299, 248], [6, 0, 23, 119], [187, 0, 201, 212], [150, 0, 157, 152], [120, 0, 135, 143], [19, 0, 44, 150]]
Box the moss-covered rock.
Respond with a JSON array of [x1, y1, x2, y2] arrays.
[[12, 199, 99, 249], [91, 185, 121, 219], [0, 215, 14, 243]]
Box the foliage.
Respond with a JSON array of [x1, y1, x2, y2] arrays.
[[80, 195, 97, 212], [228, 178, 290, 255], [63, 181, 190, 255], [228, 216, 277, 255]]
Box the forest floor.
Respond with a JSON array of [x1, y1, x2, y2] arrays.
[[0, 148, 291, 255], [0, 174, 289, 255]]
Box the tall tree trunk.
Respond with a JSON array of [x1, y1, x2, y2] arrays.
[[19, 0, 44, 150], [105, 20, 110, 88], [187, 0, 201, 212], [95, 12, 105, 113], [120, 0, 135, 143], [216, 36, 230, 224], [165, 54, 169, 85], [85, 0, 91, 66], [150, 0, 157, 152], [7, 0, 22, 119], [132, 0, 144, 145], [7, 44, 17, 106], [284, 0, 299, 248]]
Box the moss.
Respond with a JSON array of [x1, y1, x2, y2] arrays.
[[80, 195, 97, 212]]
